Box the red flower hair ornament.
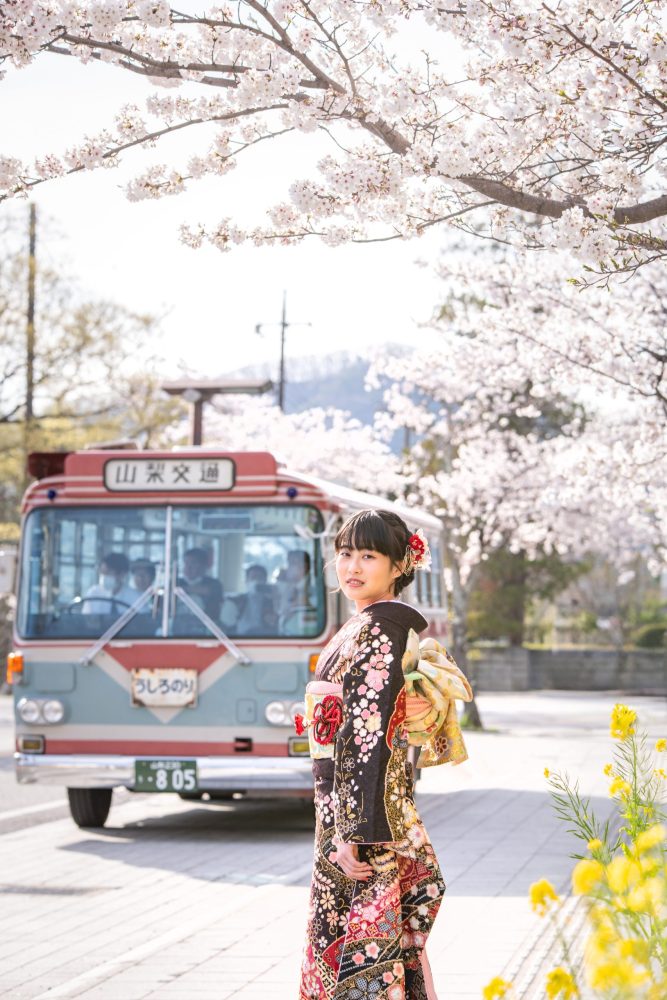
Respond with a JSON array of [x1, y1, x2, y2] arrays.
[[405, 528, 432, 572]]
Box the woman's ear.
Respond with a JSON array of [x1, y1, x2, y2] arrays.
[[396, 558, 410, 579]]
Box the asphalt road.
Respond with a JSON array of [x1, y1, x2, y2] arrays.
[[1, 689, 665, 999], [2, 687, 664, 833]]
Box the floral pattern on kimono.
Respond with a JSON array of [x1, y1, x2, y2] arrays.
[[299, 601, 446, 1000]]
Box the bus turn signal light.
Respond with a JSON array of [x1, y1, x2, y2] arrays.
[[6, 652, 24, 685], [309, 653, 319, 674]]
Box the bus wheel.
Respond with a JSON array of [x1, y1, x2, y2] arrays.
[[67, 788, 113, 828]]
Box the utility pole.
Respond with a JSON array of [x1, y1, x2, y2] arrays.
[[278, 290, 287, 412], [24, 203, 37, 482], [256, 292, 311, 412]]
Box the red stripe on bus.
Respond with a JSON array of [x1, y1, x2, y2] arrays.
[[37, 740, 291, 756], [106, 646, 224, 671]]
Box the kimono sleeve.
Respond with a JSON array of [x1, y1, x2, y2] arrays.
[[333, 613, 409, 844]]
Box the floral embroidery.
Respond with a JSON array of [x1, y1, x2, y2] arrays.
[[299, 603, 446, 999]]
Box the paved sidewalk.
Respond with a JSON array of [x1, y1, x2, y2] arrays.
[[1, 692, 665, 1000]]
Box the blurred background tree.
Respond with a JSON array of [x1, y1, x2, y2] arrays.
[[0, 211, 187, 530], [467, 548, 590, 647]]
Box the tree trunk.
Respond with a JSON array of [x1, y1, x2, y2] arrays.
[[448, 552, 484, 729]]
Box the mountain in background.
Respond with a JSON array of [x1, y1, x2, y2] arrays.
[[227, 346, 409, 425]]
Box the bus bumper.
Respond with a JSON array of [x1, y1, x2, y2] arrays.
[[14, 752, 314, 795]]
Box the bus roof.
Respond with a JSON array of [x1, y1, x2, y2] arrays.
[[22, 450, 442, 535], [284, 470, 443, 535]]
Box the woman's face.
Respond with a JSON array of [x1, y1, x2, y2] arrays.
[[335, 546, 402, 610]]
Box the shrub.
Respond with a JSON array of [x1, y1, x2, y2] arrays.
[[632, 623, 667, 649]]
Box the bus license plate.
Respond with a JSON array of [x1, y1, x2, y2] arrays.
[[131, 668, 197, 707], [135, 759, 198, 793]]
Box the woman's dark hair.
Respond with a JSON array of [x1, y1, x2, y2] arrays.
[[334, 508, 415, 596]]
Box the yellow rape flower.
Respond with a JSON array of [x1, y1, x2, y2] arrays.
[[610, 703, 636, 740], [588, 904, 608, 926], [482, 976, 512, 999], [626, 878, 664, 915], [618, 939, 651, 963], [638, 854, 661, 877], [648, 978, 667, 1000], [586, 914, 617, 956], [545, 967, 578, 998], [529, 878, 560, 916], [655, 767, 666, 780], [606, 855, 641, 894], [544, 767, 550, 778], [608, 775, 631, 799], [634, 823, 665, 854], [572, 859, 604, 895], [587, 957, 650, 991], [603, 763, 613, 776], [587, 838, 603, 852], [655, 738, 666, 752]]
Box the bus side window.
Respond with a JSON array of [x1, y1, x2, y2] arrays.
[[414, 535, 441, 608], [414, 563, 427, 607], [430, 538, 442, 607]]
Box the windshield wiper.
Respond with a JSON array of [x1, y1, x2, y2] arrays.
[[79, 581, 251, 668], [174, 586, 250, 665], [79, 586, 157, 666]]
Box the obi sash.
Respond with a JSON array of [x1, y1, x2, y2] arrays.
[[299, 681, 343, 760]]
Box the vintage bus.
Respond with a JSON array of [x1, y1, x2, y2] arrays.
[[6, 447, 446, 828]]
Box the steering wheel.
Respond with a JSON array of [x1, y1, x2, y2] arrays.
[[279, 605, 315, 632], [64, 596, 133, 615]]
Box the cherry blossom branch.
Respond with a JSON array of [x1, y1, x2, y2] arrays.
[[546, 5, 667, 115], [0, 102, 292, 201], [3, 0, 667, 274]]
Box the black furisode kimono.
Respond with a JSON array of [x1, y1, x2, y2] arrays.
[[298, 600, 446, 1000]]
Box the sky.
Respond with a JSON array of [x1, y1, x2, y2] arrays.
[[1, 24, 456, 385]]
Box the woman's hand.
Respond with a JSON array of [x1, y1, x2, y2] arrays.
[[330, 839, 374, 881]]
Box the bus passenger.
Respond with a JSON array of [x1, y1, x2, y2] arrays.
[[82, 552, 137, 615], [278, 550, 314, 612], [129, 559, 156, 613], [130, 559, 156, 593], [178, 547, 223, 621], [236, 564, 277, 635]]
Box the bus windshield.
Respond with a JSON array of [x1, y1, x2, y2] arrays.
[[18, 504, 326, 641]]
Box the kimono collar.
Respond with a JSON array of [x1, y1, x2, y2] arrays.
[[362, 599, 428, 635]]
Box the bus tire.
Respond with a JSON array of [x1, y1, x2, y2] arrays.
[[67, 787, 113, 828]]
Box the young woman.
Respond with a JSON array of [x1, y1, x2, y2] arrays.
[[298, 508, 446, 1000]]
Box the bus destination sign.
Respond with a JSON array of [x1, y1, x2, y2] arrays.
[[104, 458, 235, 492]]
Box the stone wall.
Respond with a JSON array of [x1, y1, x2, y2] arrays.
[[471, 646, 667, 694]]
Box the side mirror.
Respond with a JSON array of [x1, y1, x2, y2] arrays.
[[0, 549, 17, 596]]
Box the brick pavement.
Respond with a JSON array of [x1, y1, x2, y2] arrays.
[[1, 692, 665, 1000]]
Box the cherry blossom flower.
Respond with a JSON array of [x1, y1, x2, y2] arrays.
[[0, 2, 665, 277]]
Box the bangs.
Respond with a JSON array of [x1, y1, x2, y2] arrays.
[[334, 509, 394, 557]]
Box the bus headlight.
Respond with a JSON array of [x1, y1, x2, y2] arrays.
[[288, 702, 305, 723], [42, 699, 65, 724], [17, 697, 66, 725], [265, 701, 287, 725], [265, 701, 307, 726], [17, 698, 41, 724]]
